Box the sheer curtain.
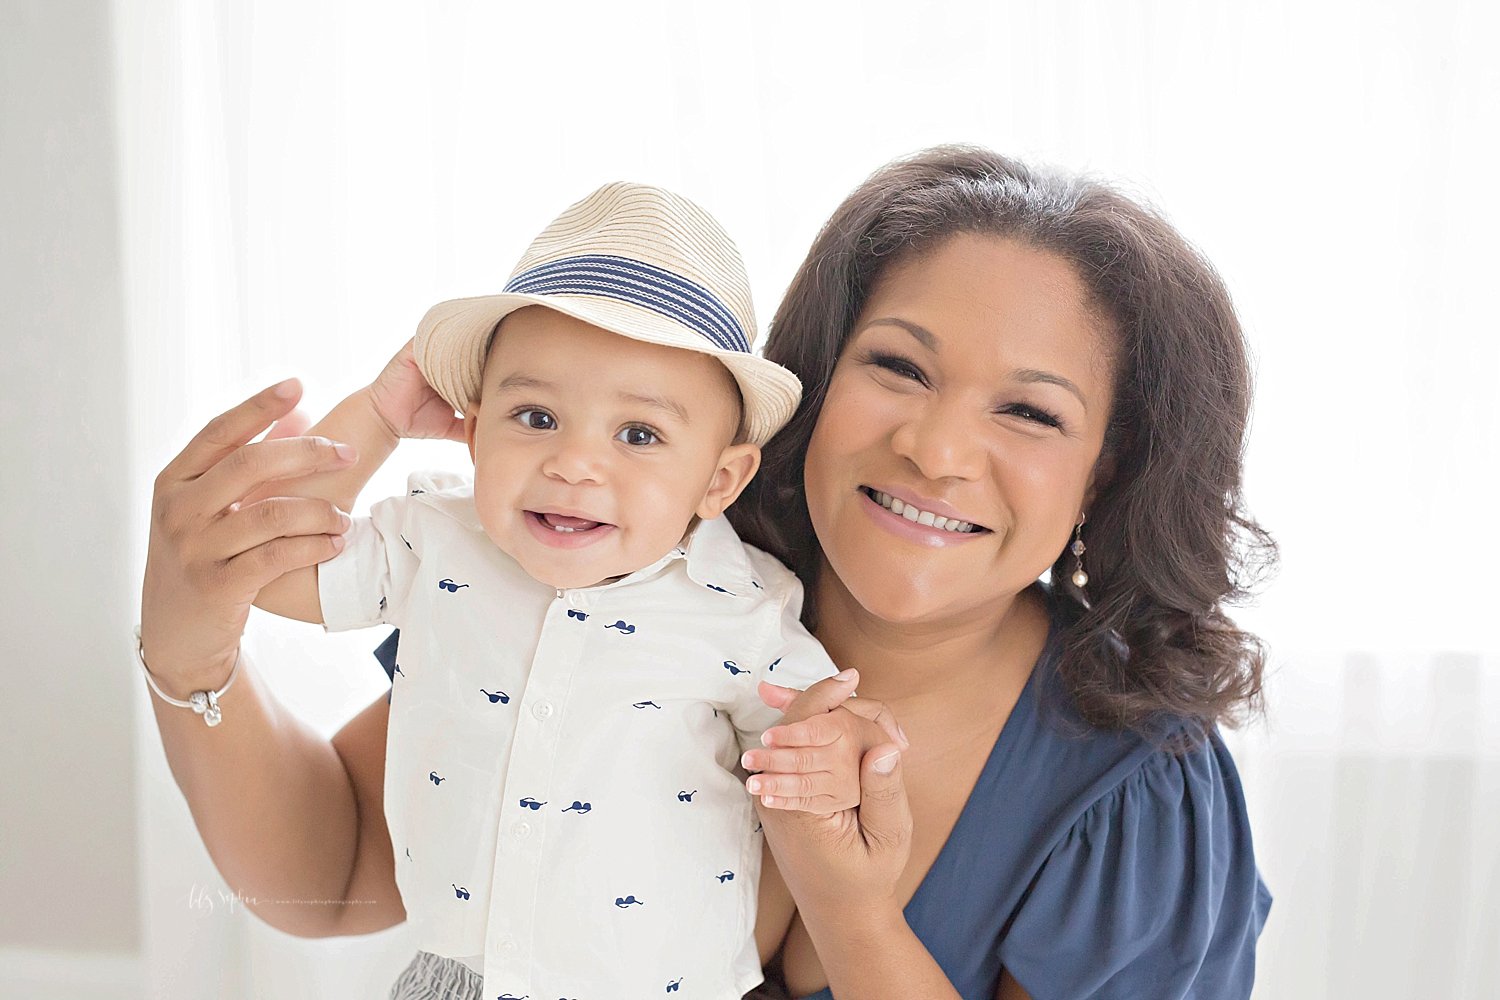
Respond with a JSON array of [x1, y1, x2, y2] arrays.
[[112, 1, 1500, 997]]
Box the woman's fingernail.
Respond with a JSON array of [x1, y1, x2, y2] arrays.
[[761, 731, 776, 747], [897, 725, 909, 745], [835, 668, 855, 681], [747, 776, 763, 793], [339, 511, 353, 531], [762, 795, 777, 807], [273, 378, 298, 399], [873, 751, 900, 774], [333, 442, 357, 462], [330, 533, 346, 552], [740, 752, 754, 769]]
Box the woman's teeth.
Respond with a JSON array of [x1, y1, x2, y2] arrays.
[[868, 490, 980, 532]]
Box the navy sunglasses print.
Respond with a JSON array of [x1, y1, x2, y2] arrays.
[[429, 771, 445, 785], [716, 871, 735, 883], [603, 620, 636, 634], [451, 884, 470, 899], [437, 578, 468, 592], [519, 797, 547, 810], [677, 790, 697, 802], [614, 895, 644, 908], [632, 700, 662, 710], [722, 660, 749, 676], [480, 688, 510, 704], [667, 978, 684, 992], [567, 609, 589, 621], [561, 801, 592, 813]]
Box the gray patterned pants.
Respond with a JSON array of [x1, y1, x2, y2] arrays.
[[386, 950, 793, 1000]]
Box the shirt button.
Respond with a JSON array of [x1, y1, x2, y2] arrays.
[[532, 701, 554, 720], [496, 934, 518, 953], [513, 821, 532, 839]]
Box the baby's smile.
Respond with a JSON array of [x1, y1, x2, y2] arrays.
[[523, 508, 618, 550]]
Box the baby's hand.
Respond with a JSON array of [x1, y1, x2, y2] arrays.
[[365, 339, 466, 443], [741, 670, 908, 815]]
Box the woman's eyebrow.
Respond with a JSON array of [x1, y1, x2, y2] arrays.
[[858, 317, 938, 351], [1013, 367, 1087, 407]]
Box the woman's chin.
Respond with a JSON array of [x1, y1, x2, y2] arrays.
[[830, 566, 974, 627]]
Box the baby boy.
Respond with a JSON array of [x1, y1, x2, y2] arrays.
[[254, 184, 852, 999]]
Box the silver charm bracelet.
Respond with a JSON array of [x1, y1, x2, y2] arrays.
[[133, 625, 240, 726]]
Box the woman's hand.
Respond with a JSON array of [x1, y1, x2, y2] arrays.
[[365, 338, 466, 443], [140, 378, 357, 697], [752, 678, 914, 922]]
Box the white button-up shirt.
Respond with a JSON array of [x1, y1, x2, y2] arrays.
[[319, 472, 836, 999]]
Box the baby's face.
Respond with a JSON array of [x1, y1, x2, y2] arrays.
[[465, 306, 759, 590]]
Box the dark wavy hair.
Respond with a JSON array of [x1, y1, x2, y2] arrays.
[[728, 146, 1276, 735]]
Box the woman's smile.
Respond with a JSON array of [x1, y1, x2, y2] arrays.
[[858, 486, 989, 544]]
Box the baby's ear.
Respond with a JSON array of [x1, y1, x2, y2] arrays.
[[463, 402, 481, 464], [697, 443, 761, 520]]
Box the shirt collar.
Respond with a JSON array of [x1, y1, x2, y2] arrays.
[[675, 514, 757, 598]]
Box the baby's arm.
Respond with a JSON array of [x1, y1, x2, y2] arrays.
[[252, 341, 464, 623]]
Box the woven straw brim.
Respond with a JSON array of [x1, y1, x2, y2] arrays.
[[413, 294, 802, 447]]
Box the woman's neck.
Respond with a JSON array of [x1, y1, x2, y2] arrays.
[[810, 562, 1048, 711]]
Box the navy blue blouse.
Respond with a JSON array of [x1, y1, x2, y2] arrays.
[[372, 613, 1271, 1000]]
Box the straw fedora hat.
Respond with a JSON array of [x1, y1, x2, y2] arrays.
[[412, 182, 802, 446]]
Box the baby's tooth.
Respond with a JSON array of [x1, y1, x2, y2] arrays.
[[917, 510, 936, 526], [890, 498, 905, 515], [903, 505, 920, 521], [932, 516, 949, 530]]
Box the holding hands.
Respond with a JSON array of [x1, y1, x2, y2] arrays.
[[743, 671, 915, 917], [141, 339, 462, 685]]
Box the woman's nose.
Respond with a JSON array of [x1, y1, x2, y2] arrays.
[[540, 430, 608, 485], [890, 398, 988, 483]]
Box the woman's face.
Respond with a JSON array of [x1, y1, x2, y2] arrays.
[[804, 233, 1115, 627]]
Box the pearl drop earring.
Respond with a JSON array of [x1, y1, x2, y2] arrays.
[[1070, 515, 1088, 589]]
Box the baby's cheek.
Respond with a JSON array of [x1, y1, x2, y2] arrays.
[[626, 476, 708, 549]]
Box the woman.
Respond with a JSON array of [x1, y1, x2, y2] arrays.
[[140, 146, 1272, 998]]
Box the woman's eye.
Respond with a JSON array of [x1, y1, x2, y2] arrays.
[[616, 426, 658, 447], [866, 351, 928, 386], [1001, 404, 1062, 429], [515, 409, 555, 430]]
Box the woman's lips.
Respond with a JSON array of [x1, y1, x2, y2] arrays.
[[858, 487, 989, 546], [524, 509, 616, 549]]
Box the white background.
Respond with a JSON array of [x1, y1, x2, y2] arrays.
[[4, 1, 1498, 998]]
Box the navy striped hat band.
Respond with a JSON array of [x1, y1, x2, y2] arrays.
[[502, 254, 751, 355]]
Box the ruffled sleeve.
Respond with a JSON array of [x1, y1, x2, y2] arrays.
[[997, 732, 1271, 1000]]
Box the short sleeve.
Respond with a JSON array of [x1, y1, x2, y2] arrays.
[[317, 487, 421, 632], [998, 733, 1271, 1000], [724, 580, 839, 754]]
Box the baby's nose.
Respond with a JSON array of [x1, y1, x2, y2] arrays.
[[541, 431, 609, 484]]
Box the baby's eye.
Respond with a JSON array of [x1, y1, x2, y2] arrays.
[[616, 425, 658, 447], [515, 409, 556, 430]]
